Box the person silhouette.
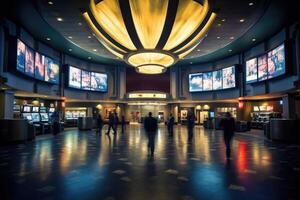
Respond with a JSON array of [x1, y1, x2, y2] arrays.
[[96, 113, 103, 134], [167, 113, 175, 136], [144, 112, 158, 157], [106, 112, 116, 135], [187, 110, 196, 141], [121, 115, 126, 133], [220, 112, 235, 159]]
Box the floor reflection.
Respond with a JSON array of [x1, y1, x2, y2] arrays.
[[0, 125, 299, 200]]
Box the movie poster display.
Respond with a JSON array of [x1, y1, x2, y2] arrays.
[[222, 66, 236, 89], [68, 66, 81, 89], [246, 58, 258, 83], [81, 70, 91, 90], [268, 44, 286, 79], [212, 70, 222, 90], [203, 72, 213, 91], [34, 52, 45, 80], [258, 55, 268, 81], [189, 73, 203, 92]]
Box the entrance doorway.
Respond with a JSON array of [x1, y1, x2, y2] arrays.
[[197, 111, 209, 125]]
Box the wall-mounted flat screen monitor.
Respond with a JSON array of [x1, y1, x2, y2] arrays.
[[268, 44, 286, 79], [81, 70, 91, 90], [212, 70, 222, 90], [68, 66, 81, 89], [40, 113, 49, 122], [222, 66, 236, 89], [246, 58, 257, 83], [13, 105, 21, 112], [32, 106, 39, 112], [31, 113, 40, 122], [90, 72, 108, 92], [22, 106, 31, 113], [25, 47, 35, 77], [22, 113, 32, 121], [16, 39, 26, 72], [203, 72, 213, 91], [45, 57, 59, 84], [35, 52, 45, 81], [189, 73, 203, 92], [257, 54, 268, 81], [49, 108, 55, 112]]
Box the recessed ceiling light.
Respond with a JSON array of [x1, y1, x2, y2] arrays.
[[249, 2, 254, 6], [88, 56, 92, 60], [217, 36, 221, 39], [48, 1, 53, 5], [228, 49, 232, 52], [93, 49, 97, 52], [252, 38, 256, 42], [230, 36, 235, 40], [78, 22, 82, 26], [88, 36, 92, 39], [217, 23, 221, 27], [68, 48, 72, 52], [57, 17, 63, 22], [92, 33, 96, 36], [46, 37, 51, 41], [221, 18, 226, 22], [239, 19, 245, 23], [68, 36, 72, 39], [197, 49, 201, 52], [190, 62, 193, 64]]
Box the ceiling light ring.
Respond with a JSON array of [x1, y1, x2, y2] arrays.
[[170, 9, 215, 53], [123, 49, 178, 63], [87, 8, 131, 53], [136, 64, 167, 74]]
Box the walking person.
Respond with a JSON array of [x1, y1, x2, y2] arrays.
[[106, 112, 116, 135], [121, 115, 126, 133], [144, 112, 158, 157], [167, 113, 175, 136], [187, 110, 195, 141], [113, 111, 119, 135], [96, 113, 103, 134], [220, 112, 235, 159]]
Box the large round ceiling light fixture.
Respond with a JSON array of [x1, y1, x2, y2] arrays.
[[83, 0, 216, 74]]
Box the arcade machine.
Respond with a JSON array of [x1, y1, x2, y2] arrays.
[[13, 104, 21, 118], [39, 106, 52, 134], [21, 105, 33, 121], [48, 107, 55, 119], [31, 106, 42, 135]]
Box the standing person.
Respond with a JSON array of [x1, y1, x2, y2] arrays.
[[220, 112, 235, 159], [121, 115, 126, 133], [144, 112, 158, 157], [113, 111, 119, 135], [106, 112, 116, 135], [167, 113, 175, 136], [96, 113, 103, 134], [187, 110, 195, 140]]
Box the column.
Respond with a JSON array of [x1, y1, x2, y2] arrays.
[[0, 90, 15, 119], [282, 94, 296, 119]]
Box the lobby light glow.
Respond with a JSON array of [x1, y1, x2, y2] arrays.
[[83, 0, 216, 74]]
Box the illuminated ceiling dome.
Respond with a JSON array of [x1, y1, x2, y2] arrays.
[[83, 0, 216, 74]]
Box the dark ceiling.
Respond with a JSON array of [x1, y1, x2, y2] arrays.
[[3, 0, 299, 66]]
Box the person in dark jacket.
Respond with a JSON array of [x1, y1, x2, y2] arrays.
[[167, 113, 175, 136], [144, 112, 158, 157], [220, 112, 235, 159], [96, 113, 103, 134], [113, 111, 119, 134], [187, 110, 196, 140], [106, 112, 116, 135], [121, 115, 126, 133]]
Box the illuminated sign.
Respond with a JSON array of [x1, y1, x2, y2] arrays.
[[128, 93, 167, 99]]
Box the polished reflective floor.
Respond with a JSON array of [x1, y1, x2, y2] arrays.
[[0, 125, 300, 200]]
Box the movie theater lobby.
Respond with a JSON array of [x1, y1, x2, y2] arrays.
[[1, 0, 300, 199]]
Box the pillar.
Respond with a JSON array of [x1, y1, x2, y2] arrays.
[[0, 90, 15, 119], [282, 94, 296, 119]]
